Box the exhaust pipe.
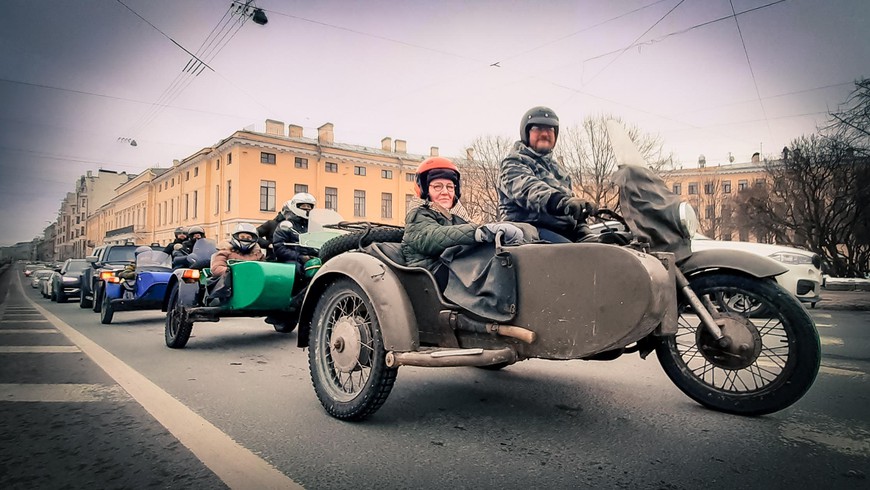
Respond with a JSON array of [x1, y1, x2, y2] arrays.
[[385, 347, 516, 368], [438, 311, 537, 344]]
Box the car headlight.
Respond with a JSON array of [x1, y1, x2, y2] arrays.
[[62, 276, 77, 283], [679, 202, 699, 238], [769, 252, 813, 265]]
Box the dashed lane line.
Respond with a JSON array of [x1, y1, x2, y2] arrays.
[[0, 383, 131, 402], [18, 275, 303, 490], [0, 329, 58, 334], [0, 346, 80, 353]]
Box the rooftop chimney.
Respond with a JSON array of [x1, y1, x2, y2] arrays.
[[317, 123, 334, 145], [265, 119, 285, 136], [466, 148, 475, 161], [394, 139, 407, 153], [751, 152, 760, 163], [381, 137, 392, 152], [288, 124, 303, 138], [430, 146, 439, 157]]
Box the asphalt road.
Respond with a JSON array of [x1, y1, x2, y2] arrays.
[[2, 268, 869, 489]]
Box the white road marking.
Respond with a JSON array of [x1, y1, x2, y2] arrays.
[[819, 365, 866, 377], [22, 280, 302, 490], [0, 320, 52, 323], [819, 336, 844, 346], [0, 329, 58, 334], [0, 346, 80, 353], [814, 323, 834, 328], [0, 383, 130, 402]]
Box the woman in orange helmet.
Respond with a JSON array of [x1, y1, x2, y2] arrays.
[[401, 157, 527, 287]]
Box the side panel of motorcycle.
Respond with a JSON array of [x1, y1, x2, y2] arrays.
[[510, 243, 675, 359], [227, 261, 297, 310]]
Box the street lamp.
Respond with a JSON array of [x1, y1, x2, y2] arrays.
[[232, 1, 268, 25]]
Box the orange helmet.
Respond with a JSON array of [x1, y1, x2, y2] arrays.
[[414, 157, 461, 203]]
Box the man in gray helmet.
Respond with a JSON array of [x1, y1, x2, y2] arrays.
[[497, 106, 597, 243]]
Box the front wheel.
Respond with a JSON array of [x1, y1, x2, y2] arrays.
[[308, 278, 397, 420], [656, 273, 820, 416], [79, 290, 92, 309], [92, 283, 102, 313], [165, 285, 193, 348], [100, 290, 114, 324]]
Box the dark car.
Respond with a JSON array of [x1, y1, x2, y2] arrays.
[[51, 259, 90, 303], [79, 244, 162, 311]]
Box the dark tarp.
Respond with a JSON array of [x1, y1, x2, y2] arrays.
[[439, 242, 517, 322], [611, 165, 692, 262]]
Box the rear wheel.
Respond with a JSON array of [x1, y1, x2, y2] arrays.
[[100, 291, 114, 324], [165, 286, 193, 348], [656, 273, 820, 416], [309, 278, 397, 420]]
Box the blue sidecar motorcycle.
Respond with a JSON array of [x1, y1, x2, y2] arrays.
[[100, 250, 173, 324]]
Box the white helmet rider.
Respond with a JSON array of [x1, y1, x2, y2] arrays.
[[281, 192, 316, 220]]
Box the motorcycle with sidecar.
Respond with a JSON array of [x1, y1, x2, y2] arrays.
[[296, 121, 821, 421], [162, 210, 404, 348], [100, 250, 173, 324]]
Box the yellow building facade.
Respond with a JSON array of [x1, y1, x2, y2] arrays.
[[662, 158, 768, 241], [86, 120, 431, 250]]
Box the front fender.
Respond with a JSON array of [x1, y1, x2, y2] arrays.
[[297, 251, 418, 351], [680, 249, 788, 279]]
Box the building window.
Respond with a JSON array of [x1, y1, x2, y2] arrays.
[[216, 159, 220, 170], [325, 187, 338, 211], [295, 184, 308, 194], [228, 153, 232, 165], [186, 171, 190, 181], [260, 180, 276, 211], [738, 179, 748, 191], [194, 167, 199, 177], [381, 170, 393, 179], [688, 182, 698, 195], [325, 162, 338, 173], [157, 203, 161, 225], [406, 173, 416, 182], [723, 180, 731, 194], [381, 193, 392, 219], [354, 166, 366, 176], [704, 182, 714, 195], [214, 185, 220, 214], [405, 194, 414, 215], [193, 190, 198, 218], [261, 152, 276, 164], [354, 190, 366, 217], [295, 157, 308, 169], [755, 178, 766, 187], [672, 183, 681, 195], [226, 180, 232, 212], [185, 194, 189, 219], [705, 205, 715, 219]]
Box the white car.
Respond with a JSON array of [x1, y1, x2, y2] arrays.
[[690, 234, 822, 307]]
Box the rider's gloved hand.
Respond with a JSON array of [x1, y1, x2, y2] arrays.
[[561, 197, 597, 222], [475, 223, 525, 245]]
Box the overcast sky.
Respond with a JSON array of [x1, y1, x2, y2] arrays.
[[1, 0, 868, 246]]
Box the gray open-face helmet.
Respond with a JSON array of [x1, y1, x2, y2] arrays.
[[520, 106, 559, 146]]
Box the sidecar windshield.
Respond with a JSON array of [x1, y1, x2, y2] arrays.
[[136, 250, 172, 270], [307, 209, 343, 233]]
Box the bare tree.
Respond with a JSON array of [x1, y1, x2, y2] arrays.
[[557, 114, 673, 210], [825, 78, 870, 156], [456, 135, 513, 222]]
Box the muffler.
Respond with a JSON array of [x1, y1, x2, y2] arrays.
[[385, 347, 516, 368]]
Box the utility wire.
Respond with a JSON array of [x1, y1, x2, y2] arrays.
[[730, 0, 770, 135]]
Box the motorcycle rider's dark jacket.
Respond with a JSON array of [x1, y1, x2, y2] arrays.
[[256, 212, 287, 260], [163, 237, 185, 256], [401, 202, 478, 271], [497, 140, 577, 236], [272, 215, 309, 265]]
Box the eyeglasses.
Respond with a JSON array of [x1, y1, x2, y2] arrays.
[[530, 125, 555, 133], [429, 183, 456, 192]]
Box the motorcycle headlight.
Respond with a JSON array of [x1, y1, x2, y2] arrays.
[[679, 202, 699, 238]]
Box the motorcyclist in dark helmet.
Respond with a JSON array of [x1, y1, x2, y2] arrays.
[[163, 227, 188, 255], [497, 106, 598, 243], [207, 223, 264, 305]]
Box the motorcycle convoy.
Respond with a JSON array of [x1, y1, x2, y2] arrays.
[[71, 121, 822, 422]]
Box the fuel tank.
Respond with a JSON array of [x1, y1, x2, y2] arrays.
[[509, 243, 676, 359]]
